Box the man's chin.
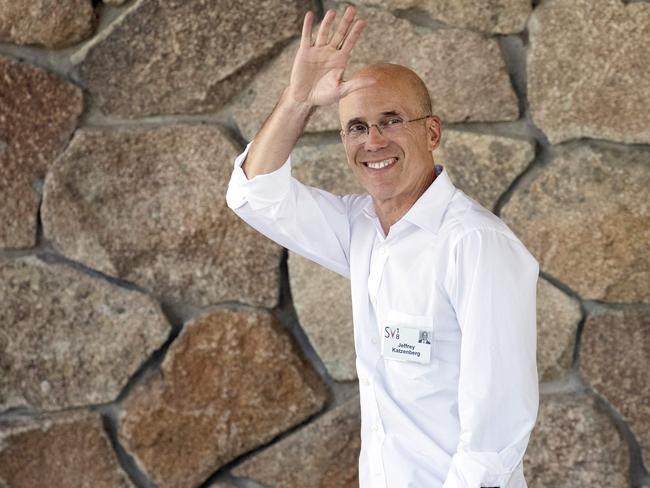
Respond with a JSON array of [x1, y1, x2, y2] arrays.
[[367, 188, 397, 205]]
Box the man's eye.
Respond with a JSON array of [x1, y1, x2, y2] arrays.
[[379, 118, 403, 130], [348, 124, 368, 134]]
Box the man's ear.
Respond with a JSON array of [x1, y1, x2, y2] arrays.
[[426, 115, 442, 151]]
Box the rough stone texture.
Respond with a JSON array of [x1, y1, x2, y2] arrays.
[[0, 410, 134, 487], [524, 393, 629, 487], [355, 0, 531, 33], [291, 142, 363, 195], [0, 56, 83, 249], [41, 125, 282, 308], [535, 278, 581, 382], [0, 255, 171, 411], [0, 0, 95, 48], [104, 0, 128, 4], [437, 130, 534, 210], [528, 0, 650, 144], [289, 253, 356, 381], [288, 143, 361, 381], [234, 396, 361, 487], [75, 0, 309, 117], [231, 7, 518, 140], [118, 307, 328, 488], [580, 309, 650, 468], [501, 143, 650, 303]]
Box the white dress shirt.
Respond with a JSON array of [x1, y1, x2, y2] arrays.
[[226, 142, 539, 488]]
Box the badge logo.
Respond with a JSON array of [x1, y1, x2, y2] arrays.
[[384, 327, 400, 340]]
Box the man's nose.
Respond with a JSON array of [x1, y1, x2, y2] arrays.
[[364, 125, 388, 150]]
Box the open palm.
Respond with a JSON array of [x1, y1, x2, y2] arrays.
[[288, 7, 374, 108]]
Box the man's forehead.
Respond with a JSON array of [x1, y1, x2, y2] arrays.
[[338, 87, 416, 124]]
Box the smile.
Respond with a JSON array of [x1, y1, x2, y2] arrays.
[[363, 157, 398, 170]]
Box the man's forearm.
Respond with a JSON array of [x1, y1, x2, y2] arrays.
[[242, 87, 315, 179]]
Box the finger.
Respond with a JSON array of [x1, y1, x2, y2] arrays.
[[330, 6, 356, 49], [339, 75, 376, 99], [340, 18, 366, 53], [300, 11, 314, 48], [315, 9, 336, 46]]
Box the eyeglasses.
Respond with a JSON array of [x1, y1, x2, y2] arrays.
[[340, 115, 431, 144]]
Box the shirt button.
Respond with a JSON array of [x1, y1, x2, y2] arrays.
[[373, 424, 379, 432], [371, 337, 378, 345], [369, 292, 376, 303], [361, 378, 370, 386]]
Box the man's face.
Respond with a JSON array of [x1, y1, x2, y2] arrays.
[[338, 72, 441, 207]]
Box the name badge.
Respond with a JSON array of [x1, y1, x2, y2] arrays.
[[381, 325, 432, 364]]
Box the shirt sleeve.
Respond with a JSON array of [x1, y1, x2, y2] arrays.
[[443, 228, 540, 488], [225, 141, 352, 279]]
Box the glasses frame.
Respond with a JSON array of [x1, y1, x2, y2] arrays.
[[340, 114, 432, 143]]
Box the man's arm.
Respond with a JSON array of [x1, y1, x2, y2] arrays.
[[226, 7, 375, 278], [443, 228, 539, 488], [242, 7, 374, 179]]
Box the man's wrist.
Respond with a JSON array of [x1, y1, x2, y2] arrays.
[[280, 86, 316, 120]]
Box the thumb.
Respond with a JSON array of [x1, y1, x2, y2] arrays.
[[338, 76, 376, 99]]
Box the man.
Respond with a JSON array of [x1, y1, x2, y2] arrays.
[[419, 331, 431, 345], [226, 7, 539, 488]]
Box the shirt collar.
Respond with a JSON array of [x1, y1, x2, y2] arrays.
[[361, 164, 456, 236]]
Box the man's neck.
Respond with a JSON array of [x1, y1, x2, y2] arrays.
[[374, 170, 437, 236]]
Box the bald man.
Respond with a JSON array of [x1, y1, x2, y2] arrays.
[[227, 7, 539, 488]]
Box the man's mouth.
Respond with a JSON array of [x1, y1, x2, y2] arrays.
[[363, 157, 398, 170]]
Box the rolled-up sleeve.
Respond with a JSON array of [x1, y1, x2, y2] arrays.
[[226, 141, 352, 279], [225, 142, 292, 211], [444, 228, 539, 488]]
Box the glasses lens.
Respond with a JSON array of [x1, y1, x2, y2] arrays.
[[347, 124, 368, 142]]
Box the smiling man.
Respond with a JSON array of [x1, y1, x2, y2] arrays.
[[226, 7, 539, 488], [338, 63, 442, 236]]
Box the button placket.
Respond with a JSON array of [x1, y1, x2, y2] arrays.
[[367, 240, 389, 306]]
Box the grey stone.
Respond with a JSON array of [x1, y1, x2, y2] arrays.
[[355, 0, 531, 33], [118, 307, 328, 488], [528, 0, 650, 144], [535, 278, 581, 382], [0, 56, 83, 249], [580, 309, 650, 468], [0, 0, 94, 48], [231, 7, 518, 140], [292, 142, 363, 194], [75, 0, 310, 117], [41, 125, 282, 308], [524, 393, 629, 487], [0, 411, 134, 487], [289, 253, 356, 381], [0, 256, 171, 411], [437, 130, 534, 210], [501, 142, 650, 303], [234, 396, 361, 487]]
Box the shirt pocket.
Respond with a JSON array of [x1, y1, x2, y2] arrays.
[[381, 308, 437, 382]]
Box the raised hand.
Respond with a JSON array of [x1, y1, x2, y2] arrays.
[[241, 7, 373, 178], [287, 7, 375, 108]]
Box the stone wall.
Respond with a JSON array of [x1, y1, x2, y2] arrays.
[[0, 0, 648, 487]]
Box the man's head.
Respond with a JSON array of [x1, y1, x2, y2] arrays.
[[338, 63, 441, 210]]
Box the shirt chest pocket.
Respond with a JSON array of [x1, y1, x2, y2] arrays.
[[381, 309, 437, 382]]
